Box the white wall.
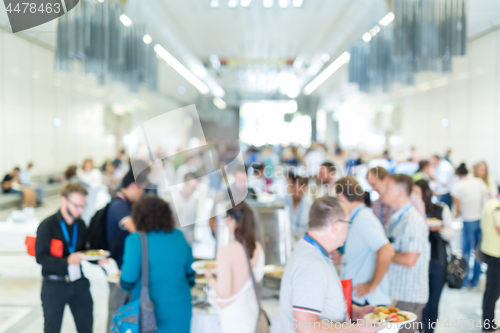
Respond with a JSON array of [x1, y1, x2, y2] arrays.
[[0, 31, 184, 177], [375, 29, 500, 181]]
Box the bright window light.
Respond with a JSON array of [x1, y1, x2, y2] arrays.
[[263, 0, 273, 8], [214, 97, 227, 110], [292, 0, 303, 7], [228, 0, 238, 8], [154, 44, 209, 94], [362, 33, 372, 42], [210, 0, 220, 8], [143, 35, 152, 44], [241, 0, 251, 6], [279, 0, 288, 8], [303, 51, 350, 95], [379, 12, 395, 26], [119, 14, 132, 27]]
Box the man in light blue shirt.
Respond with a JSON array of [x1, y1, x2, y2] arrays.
[[335, 176, 395, 306]]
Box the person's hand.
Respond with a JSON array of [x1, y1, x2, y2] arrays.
[[122, 218, 136, 233], [67, 253, 82, 265], [204, 269, 214, 281], [98, 258, 109, 266], [352, 304, 375, 321], [353, 282, 376, 298], [429, 225, 443, 232]]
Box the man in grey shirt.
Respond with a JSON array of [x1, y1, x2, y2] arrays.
[[279, 196, 381, 333]]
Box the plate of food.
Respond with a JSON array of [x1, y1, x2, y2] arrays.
[[364, 306, 417, 325], [192, 260, 217, 275], [77, 249, 110, 261], [426, 217, 443, 228]]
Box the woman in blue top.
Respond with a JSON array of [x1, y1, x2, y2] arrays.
[[119, 196, 195, 333]]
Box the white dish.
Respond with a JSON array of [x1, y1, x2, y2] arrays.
[[192, 260, 216, 275], [427, 221, 443, 227], [77, 249, 110, 261], [364, 311, 417, 329]]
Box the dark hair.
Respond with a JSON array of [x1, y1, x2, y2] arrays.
[[335, 176, 365, 202], [61, 182, 88, 197], [456, 163, 468, 176], [27, 162, 34, 168], [417, 160, 429, 172], [415, 179, 434, 216], [287, 172, 308, 187], [368, 166, 389, 180], [122, 170, 138, 189], [364, 191, 372, 207], [308, 196, 347, 230], [432, 154, 441, 160], [184, 172, 198, 182], [64, 165, 78, 180], [132, 196, 175, 233], [320, 162, 336, 174], [389, 174, 413, 197], [251, 162, 265, 172], [13, 167, 20, 172], [226, 202, 257, 259]]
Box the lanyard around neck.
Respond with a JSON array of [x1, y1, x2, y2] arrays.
[[350, 205, 366, 222], [60, 221, 78, 254], [389, 205, 412, 235]]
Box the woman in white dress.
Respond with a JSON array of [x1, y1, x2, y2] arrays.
[[205, 201, 265, 333]]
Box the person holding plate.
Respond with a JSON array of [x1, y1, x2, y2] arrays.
[[35, 182, 93, 333], [415, 179, 454, 333]]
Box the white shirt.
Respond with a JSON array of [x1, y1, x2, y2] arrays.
[[434, 159, 455, 195], [451, 175, 487, 221]]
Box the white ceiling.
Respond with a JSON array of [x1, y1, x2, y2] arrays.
[[2, 0, 500, 102]]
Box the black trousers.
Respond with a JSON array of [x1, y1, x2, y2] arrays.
[[422, 260, 446, 333], [483, 253, 500, 331], [41, 277, 93, 333]]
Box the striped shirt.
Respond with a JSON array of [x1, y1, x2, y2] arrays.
[[372, 192, 426, 225], [386, 203, 430, 304], [280, 237, 347, 333]]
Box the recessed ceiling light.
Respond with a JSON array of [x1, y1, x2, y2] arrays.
[[379, 12, 395, 26], [241, 0, 251, 6], [292, 0, 303, 7], [210, 0, 220, 8], [263, 0, 273, 8], [362, 33, 372, 42], [143, 35, 152, 44], [279, 0, 288, 8], [228, 0, 237, 8]]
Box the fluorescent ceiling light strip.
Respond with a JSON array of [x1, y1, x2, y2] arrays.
[[279, 0, 289, 8], [379, 12, 395, 26], [292, 0, 303, 7], [303, 52, 350, 95], [241, 0, 251, 6], [119, 14, 132, 26], [154, 44, 209, 94], [214, 97, 227, 110]]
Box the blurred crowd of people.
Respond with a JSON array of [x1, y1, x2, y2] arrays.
[[23, 140, 500, 333]]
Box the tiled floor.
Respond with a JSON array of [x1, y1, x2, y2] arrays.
[[0, 199, 498, 333]]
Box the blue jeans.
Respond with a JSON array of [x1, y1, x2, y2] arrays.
[[462, 220, 482, 287], [422, 260, 446, 333], [440, 193, 452, 210]]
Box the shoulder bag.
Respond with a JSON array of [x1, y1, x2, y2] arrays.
[[242, 243, 270, 333], [112, 232, 157, 333]]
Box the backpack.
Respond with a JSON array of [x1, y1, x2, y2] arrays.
[[85, 203, 112, 250], [86, 196, 126, 251]]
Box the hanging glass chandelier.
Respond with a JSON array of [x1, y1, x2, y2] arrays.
[[349, 0, 467, 93], [55, 0, 158, 92]]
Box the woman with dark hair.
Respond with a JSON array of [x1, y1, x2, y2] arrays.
[[205, 201, 265, 333], [413, 160, 432, 182], [415, 179, 454, 333], [119, 196, 195, 333], [452, 163, 487, 288]]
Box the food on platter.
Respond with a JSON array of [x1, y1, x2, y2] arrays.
[[77, 249, 110, 260], [192, 260, 217, 275], [369, 306, 412, 323]]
